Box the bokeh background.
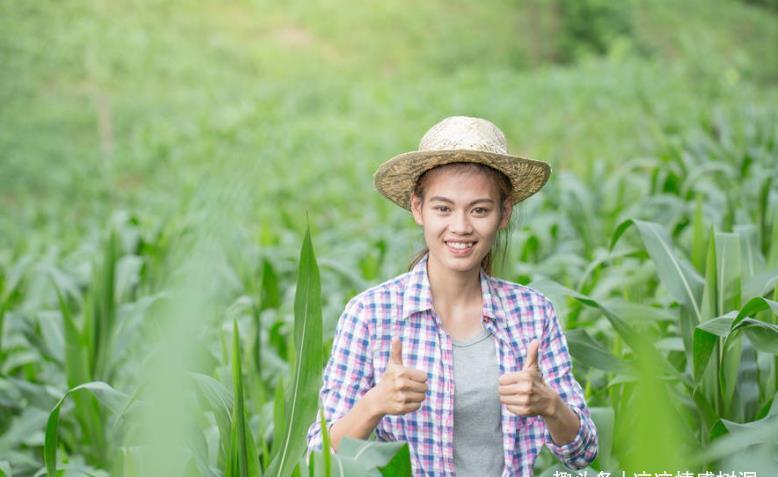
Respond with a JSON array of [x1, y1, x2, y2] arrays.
[[1, 0, 777, 475]]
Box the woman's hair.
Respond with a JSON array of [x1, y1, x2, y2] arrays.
[[408, 162, 514, 275]]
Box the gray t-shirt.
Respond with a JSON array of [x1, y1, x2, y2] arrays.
[[452, 325, 504, 476]]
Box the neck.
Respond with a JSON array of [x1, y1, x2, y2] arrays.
[[426, 255, 482, 313]]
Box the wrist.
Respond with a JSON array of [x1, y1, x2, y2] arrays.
[[544, 389, 564, 419], [363, 387, 386, 420]]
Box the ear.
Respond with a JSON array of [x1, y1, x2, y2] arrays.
[[498, 200, 513, 230], [411, 193, 424, 226]]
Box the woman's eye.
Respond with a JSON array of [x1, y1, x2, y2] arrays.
[[434, 206, 450, 213], [472, 207, 489, 215]]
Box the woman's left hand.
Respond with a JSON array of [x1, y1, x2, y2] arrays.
[[498, 340, 559, 417]]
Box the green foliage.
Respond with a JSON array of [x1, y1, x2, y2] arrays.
[[307, 437, 412, 477], [555, 0, 634, 63], [742, 0, 778, 11], [1, 0, 777, 475]]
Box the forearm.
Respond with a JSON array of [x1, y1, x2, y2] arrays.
[[543, 393, 581, 446], [329, 388, 384, 451]]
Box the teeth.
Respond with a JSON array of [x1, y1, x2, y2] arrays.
[[447, 242, 473, 249]]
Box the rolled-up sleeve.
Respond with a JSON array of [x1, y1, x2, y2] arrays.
[[540, 299, 598, 469], [306, 297, 374, 452]]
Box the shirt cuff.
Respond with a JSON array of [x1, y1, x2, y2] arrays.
[[544, 404, 587, 460]]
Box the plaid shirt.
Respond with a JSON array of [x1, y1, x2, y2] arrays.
[[307, 253, 598, 476]]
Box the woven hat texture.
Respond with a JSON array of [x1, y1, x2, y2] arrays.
[[374, 116, 551, 210]]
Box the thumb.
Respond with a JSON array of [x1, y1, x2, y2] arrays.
[[523, 340, 539, 370], [390, 337, 404, 366]]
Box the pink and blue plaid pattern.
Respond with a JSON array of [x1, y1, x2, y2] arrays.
[[307, 253, 598, 476]]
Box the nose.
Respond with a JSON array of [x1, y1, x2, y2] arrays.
[[449, 210, 473, 235]]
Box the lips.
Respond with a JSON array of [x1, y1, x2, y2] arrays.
[[444, 240, 477, 256]]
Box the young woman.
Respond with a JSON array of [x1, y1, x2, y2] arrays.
[[307, 116, 598, 476]]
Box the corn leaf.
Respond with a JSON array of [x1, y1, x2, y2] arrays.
[[611, 218, 703, 370], [566, 329, 633, 374], [318, 408, 331, 477], [610, 219, 704, 322], [742, 269, 778, 302], [337, 437, 412, 477], [734, 224, 763, 281], [226, 321, 260, 477], [731, 297, 778, 329], [272, 375, 286, 457], [691, 194, 706, 273], [733, 337, 760, 421], [715, 232, 742, 316], [260, 258, 281, 311], [693, 393, 778, 465], [309, 453, 369, 477], [191, 372, 233, 459], [693, 325, 720, 382], [589, 406, 616, 470], [599, 299, 676, 322], [768, 206, 778, 268], [92, 230, 118, 381], [52, 280, 105, 462], [699, 227, 718, 321], [737, 319, 778, 354], [267, 225, 323, 477], [694, 299, 778, 387], [44, 382, 128, 477]]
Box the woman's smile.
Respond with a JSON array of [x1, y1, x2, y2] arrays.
[[444, 239, 477, 255]]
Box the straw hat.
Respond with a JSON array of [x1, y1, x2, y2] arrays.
[[373, 116, 551, 210]]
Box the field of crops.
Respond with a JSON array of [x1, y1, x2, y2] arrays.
[[1, 0, 778, 476]]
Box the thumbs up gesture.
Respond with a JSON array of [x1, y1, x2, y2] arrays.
[[498, 340, 556, 417], [369, 338, 428, 416]]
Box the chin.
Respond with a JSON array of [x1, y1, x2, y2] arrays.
[[434, 251, 485, 274]]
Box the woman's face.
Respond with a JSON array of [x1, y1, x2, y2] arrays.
[[411, 166, 512, 276]]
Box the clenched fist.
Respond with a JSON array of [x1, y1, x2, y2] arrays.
[[498, 339, 557, 417], [368, 337, 428, 416]]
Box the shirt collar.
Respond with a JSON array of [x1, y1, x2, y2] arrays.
[[401, 253, 434, 319], [480, 268, 506, 322], [401, 253, 505, 322]]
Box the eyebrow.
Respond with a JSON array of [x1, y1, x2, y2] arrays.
[[428, 196, 495, 207]]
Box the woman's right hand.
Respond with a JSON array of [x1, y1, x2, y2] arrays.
[[368, 337, 428, 416]]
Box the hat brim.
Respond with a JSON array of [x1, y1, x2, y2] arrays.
[[373, 149, 551, 210]]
